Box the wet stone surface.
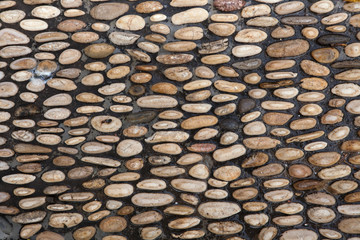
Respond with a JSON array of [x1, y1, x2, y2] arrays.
[[0, 0, 360, 239]]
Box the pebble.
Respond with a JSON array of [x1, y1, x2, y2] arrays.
[[0, 10, 25, 23], [267, 39, 309, 57], [214, 0, 244, 11], [275, 1, 304, 15], [312, 48, 339, 63], [247, 16, 279, 27], [90, 3, 129, 20], [198, 202, 240, 219], [242, 4, 271, 18], [172, 8, 209, 25]]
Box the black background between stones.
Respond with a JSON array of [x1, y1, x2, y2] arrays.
[[0, 0, 359, 239]]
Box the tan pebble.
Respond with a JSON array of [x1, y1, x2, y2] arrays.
[[20, 224, 42, 239], [182, 103, 212, 113], [247, 16, 278, 27], [0, 46, 32, 59], [308, 151, 340, 167], [132, 193, 174, 207], [275, 148, 304, 161], [150, 23, 170, 35], [258, 227, 277, 240], [57, 19, 86, 32], [248, 89, 267, 99], [107, 66, 130, 79], [211, 13, 238, 22], [171, 179, 207, 192], [163, 41, 196, 52], [273, 215, 303, 226], [214, 166, 241, 181], [307, 207, 335, 223], [213, 144, 246, 162], [104, 184, 134, 198], [275, 1, 304, 15], [331, 180, 358, 194], [181, 115, 218, 130], [20, 19, 48, 31], [91, 22, 110, 32], [264, 189, 293, 202], [233, 187, 258, 201], [335, 69, 360, 81], [99, 216, 127, 232], [300, 60, 330, 76], [326, 25, 346, 33], [220, 132, 238, 145], [345, 43, 360, 58], [232, 45, 262, 58], [276, 203, 304, 214], [345, 1, 360, 12], [84, 43, 115, 59], [31, 5, 60, 19], [0, 10, 25, 23], [198, 202, 240, 219], [172, 8, 209, 25], [266, 39, 309, 57], [90, 3, 129, 20], [271, 25, 295, 38], [252, 163, 284, 177], [242, 4, 271, 18], [164, 66, 192, 81], [168, 217, 201, 230], [310, 0, 334, 14], [328, 126, 350, 141], [98, 83, 126, 95], [116, 140, 142, 157], [281, 229, 317, 240], [34, 31, 68, 43], [19, 197, 46, 210], [41, 170, 65, 183], [300, 77, 328, 90], [84, 62, 106, 72], [318, 164, 351, 180], [201, 54, 230, 65], [109, 54, 131, 64], [245, 213, 269, 227], [64, 9, 85, 18], [301, 27, 319, 39], [116, 15, 145, 31], [209, 23, 235, 36], [208, 221, 242, 234], [261, 101, 294, 110], [137, 42, 159, 54], [137, 95, 178, 108], [174, 27, 203, 40], [322, 12, 348, 25], [136, 1, 163, 13], [72, 32, 99, 44], [170, 0, 208, 7], [242, 202, 267, 212], [300, 103, 323, 116]]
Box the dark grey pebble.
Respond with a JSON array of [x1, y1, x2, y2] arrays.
[[14, 105, 40, 117], [238, 98, 256, 114], [219, 118, 239, 131], [232, 58, 262, 70], [129, 85, 146, 96], [126, 111, 157, 124], [331, 60, 360, 69], [281, 16, 318, 25], [317, 34, 350, 46]]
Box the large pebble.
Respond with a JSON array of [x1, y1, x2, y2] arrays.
[[172, 8, 209, 25]]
